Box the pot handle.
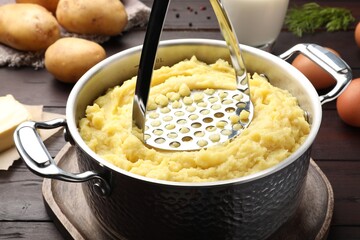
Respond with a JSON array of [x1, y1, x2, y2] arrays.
[[14, 118, 111, 196], [279, 43, 352, 105]]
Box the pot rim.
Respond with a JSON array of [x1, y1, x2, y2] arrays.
[[66, 38, 322, 187]]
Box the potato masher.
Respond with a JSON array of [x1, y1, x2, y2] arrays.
[[132, 0, 254, 151]]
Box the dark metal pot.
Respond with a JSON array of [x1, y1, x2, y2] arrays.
[[14, 39, 351, 240]]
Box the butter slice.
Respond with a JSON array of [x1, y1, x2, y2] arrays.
[[0, 95, 31, 152]]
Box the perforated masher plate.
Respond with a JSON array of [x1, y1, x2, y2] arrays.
[[143, 88, 254, 151]]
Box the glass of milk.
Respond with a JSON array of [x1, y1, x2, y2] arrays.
[[222, 0, 289, 51]]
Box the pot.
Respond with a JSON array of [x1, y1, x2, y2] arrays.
[[14, 39, 351, 240]]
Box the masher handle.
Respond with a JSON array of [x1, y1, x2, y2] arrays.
[[133, 0, 170, 131], [209, 0, 249, 92]]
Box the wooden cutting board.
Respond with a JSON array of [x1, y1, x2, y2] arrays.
[[42, 144, 334, 240]]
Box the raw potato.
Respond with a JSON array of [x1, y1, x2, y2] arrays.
[[56, 0, 128, 36], [16, 0, 59, 14], [0, 3, 60, 51], [45, 38, 106, 83]]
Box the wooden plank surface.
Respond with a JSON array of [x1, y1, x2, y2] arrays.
[[1, 0, 360, 239], [0, 222, 63, 239]]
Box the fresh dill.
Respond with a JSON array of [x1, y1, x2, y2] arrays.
[[285, 2, 355, 37]]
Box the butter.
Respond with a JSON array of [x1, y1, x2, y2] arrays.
[[0, 95, 31, 152]]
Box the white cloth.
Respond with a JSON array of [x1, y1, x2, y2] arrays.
[[0, 0, 150, 68]]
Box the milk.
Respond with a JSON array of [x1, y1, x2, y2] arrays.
[[222, 0, 289, 48]]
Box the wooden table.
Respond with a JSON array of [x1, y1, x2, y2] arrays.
[[1, 0, 360, 239]]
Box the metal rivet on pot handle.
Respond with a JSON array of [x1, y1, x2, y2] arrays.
[[279, 43, 352, 105], [13, 119, 111, 196]]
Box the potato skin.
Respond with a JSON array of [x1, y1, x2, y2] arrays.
[[45, 38, 106, 83], [0, 3, 60, 51], [56, 0, 128, 36], [16, 0, 59, 14]]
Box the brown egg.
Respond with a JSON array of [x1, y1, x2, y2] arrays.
[[336, 78, 360, 127], [292, 48, 340, 90], [355, 22, 360, 48]]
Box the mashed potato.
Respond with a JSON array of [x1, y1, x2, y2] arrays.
[[79, 56, 310, 182]]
